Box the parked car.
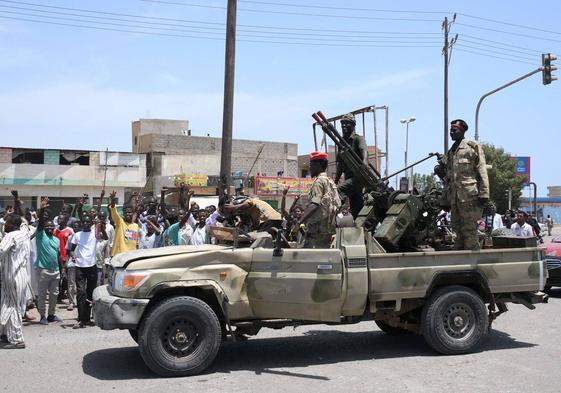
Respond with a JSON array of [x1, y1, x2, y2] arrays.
[[545, 235, 561, 290]]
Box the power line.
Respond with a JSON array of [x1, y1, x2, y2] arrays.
[[455, 48, 540, 66], [0, 0, 442, 35], [460, 38, 543, 57], [140, 0, 441, 22], [238, 0, 449, 15], [459, 33, 544, 54], [456, 43, 538, 62], [459, 12, 561, 37], [0, 14, 442, 48], [457, 22, 561, 44], [0, 4, 441, 40], [0, 9, 442, 43]]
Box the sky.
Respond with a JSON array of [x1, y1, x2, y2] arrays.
[[0, 0, 559, 196]]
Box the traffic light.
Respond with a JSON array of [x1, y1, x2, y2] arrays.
[[542, 53, 558, 85]]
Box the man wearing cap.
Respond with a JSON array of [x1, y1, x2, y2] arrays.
[[298, 152, 341, 248], [442, 119, 489, 250], [335, 113, 368, 219]]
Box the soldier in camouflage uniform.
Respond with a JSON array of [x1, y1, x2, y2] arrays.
[[442, 119, 490, 250], [335, 113, 368, 219], [298, 152, 341, 248]]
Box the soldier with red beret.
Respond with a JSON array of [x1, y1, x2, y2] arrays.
[[298, 152, 341, 248]]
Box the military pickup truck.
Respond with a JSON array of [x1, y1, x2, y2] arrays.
[[92, 227, 547, 377]]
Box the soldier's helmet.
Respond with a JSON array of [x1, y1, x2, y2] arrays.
[[341, 113, 356, 124]]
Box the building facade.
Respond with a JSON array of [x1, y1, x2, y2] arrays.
[[132, 119, 299, 194], [0, 147, 146, 212]]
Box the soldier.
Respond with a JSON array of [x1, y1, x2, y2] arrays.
[[298, 151, 341, 248], [335, 113, 368, 219], [442, 119, 489, 250]]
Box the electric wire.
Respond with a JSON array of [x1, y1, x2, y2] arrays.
[[140, 0, 441, 22], [0, 4, 442, 40], [455, 48, 540, 66], [456, 43, 538, 62], [0, 15, 442, 48], [0, 9, 442, 43]]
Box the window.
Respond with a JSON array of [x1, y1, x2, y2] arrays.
[[12, 149, 44, 164], [59, 151, 90, 165]]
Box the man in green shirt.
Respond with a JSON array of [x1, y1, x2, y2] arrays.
[[34, 197, 62, 325]]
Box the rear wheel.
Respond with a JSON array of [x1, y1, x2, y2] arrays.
[[422, 285, 488, 355], [138, 296, 222, 377]]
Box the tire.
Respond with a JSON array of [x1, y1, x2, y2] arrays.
[[138, 296, 222, 377], [129, 329, 139, 344], [375, 320, 410, 335], [421, 285, 488, 355]]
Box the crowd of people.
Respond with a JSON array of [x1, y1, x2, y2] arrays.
[[0, 185, 226, 348]]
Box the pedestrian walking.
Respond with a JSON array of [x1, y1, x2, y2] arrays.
[[546, 215, 554, 236]]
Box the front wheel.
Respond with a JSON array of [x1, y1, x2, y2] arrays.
[[138, 296, 222, 377], [422, 285, 488, 355]]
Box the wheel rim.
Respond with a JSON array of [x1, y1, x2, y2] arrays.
[[442, 302, 475, 339], [161, 318, 201, 357]]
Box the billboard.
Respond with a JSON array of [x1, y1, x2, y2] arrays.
[[254, 176, 315, 196], [514, 156, 531, 184]]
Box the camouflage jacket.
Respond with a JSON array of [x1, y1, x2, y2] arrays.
[[444, 138, 490, 204], [307, 172, 341, 234]]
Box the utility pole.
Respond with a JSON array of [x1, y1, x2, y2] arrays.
[[219, 0, 237, 197], [442, 14, 457, 153]]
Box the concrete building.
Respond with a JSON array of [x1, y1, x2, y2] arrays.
[[0, 147, 146, 212], [298, 145, 382, 179], [548, 186, 561, 197], [132, 119, 299, 193]]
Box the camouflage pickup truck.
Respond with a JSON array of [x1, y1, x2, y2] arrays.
[[92, 227, 548, 377]]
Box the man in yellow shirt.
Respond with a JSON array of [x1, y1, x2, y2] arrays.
[[109, 191, 140, 256], [222, 197, 282, 232]]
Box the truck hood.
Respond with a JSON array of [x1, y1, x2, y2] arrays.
[[110, 245, 230, 268]]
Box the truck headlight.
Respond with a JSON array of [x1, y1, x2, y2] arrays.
[[113, 270, 151, 292]]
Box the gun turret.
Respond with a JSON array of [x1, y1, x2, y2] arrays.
[[312, 110, 443, 251]]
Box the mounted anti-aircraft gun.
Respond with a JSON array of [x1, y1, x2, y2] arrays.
[[312, 110, 444, 251]]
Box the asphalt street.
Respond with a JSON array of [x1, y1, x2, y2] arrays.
[[1, 229, 559, 393]]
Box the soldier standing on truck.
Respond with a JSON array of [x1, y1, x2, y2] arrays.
[[335, 113, 368, 219], [298, 151, 341, 248], [442, 119, 490, 250]]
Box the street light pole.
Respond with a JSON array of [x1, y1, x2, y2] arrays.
[[400, 117, 416, 190]]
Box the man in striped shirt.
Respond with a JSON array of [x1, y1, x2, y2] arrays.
[[0, 214, 31, 349]]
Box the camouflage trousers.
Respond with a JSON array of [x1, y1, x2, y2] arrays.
[[303, 233, 334, 249], [338, 177, 363, 219], [451, 200, 483, 251]]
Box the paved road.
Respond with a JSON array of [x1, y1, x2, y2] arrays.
[[1, 290, 559, 393], [2, 226, 559, 393]]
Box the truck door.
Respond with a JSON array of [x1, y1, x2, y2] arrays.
[[248, 248, 343, 322]]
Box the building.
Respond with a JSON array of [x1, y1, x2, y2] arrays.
[[520, 197, 561, 223], [298, 145, 382, 179], [548, 186, 561, 197], [0, 147, 146, 212], [132, 118, 299, 194]]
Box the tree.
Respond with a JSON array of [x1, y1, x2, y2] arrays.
[[482, 143, 526, 213], [412, 173, 437, 194]]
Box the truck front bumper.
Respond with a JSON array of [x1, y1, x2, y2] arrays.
[[92, 285, 150, 330]]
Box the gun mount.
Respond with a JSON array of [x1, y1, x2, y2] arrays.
[[312, 111, 445, 251]]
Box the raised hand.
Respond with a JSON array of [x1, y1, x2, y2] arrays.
[[40, 197, 50, 209], [282, 186, 290, 196], [109, 190, 117, 207]]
